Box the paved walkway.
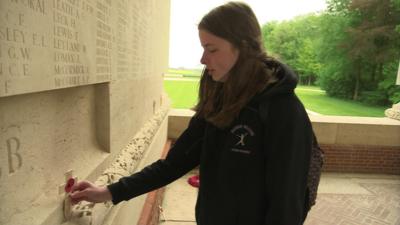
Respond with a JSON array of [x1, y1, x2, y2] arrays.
[[159, 172, 400, 225]]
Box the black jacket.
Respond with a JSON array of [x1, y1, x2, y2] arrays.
[[108, 62, 313, 225]]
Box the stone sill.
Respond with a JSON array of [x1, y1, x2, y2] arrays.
[[168, 109, 400, 147]]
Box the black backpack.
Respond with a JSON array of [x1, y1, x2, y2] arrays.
[[258, 100, 324, 211], [307, 132, 324, 209]]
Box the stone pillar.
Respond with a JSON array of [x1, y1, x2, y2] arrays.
[[385, 61, 400, 120], [397, 61, 400, 85]]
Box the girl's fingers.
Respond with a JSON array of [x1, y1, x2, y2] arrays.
[[69, 189, 87, 199], [70, 181, 93, 193], [68, 182, 110, 204], [69, 189, 92, 204]]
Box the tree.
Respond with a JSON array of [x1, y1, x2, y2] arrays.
[[346, 0, 400, 98], [262, 14, 322, 85], [262, 0, 400, 105], [318, 0, 400, 103]]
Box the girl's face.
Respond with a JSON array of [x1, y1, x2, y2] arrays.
[[199, 29, 239, 82]]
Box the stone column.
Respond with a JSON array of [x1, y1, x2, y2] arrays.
[[385, 61, 400, 120]]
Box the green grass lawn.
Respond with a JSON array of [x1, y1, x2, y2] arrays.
[[164, 80, 200, 109], [166, 68, 202, 78], [164, 79, 387, 117], [295, 87, 386, 117]]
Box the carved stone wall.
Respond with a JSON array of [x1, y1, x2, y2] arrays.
[[0, 1, 171, 225]]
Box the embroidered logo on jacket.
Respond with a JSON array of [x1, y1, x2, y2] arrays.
[[230, 124, 255, 154], [235, 133, 248, 146]]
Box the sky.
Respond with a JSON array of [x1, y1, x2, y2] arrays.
[[169, 0, 327, 69]]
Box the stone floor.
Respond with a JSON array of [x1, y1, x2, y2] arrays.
[[158, 172, 400, 225]]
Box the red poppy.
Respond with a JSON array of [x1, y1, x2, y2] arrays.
[[65, 178, 75, 193], [188, 175, 200, 188]]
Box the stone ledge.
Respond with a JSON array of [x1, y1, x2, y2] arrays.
[[168, 109, 400, 147], [167, 109, 400, 175], [309, 114, 400, 125]]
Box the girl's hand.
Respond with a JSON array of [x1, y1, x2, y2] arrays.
[[69, 180, 112, 204]]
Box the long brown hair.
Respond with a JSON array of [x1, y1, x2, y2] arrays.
[[194, 2, 278, 128]]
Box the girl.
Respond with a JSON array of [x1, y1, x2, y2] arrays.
[[71, 2, 313, 224]]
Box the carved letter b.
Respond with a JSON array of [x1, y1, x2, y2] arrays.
[[7, 137, 22, 174]]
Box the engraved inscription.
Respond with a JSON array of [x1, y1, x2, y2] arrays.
[[116, 0, 130, 78], [1, 0, 163, 96], [54, 0, 80, 18], [0, 10, 32, 95], [32, 32, 47, 47], [6, 137, 22, 174], [0, 125, 23, 179], [0, 27, 26, 44], [0, 46, 30, 77], [0, 3, 52, 96], [53, 0, 90, 87], [95, 0, 112, 82], [10, 0, 46, 15], [130, 3, 139, 77]]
